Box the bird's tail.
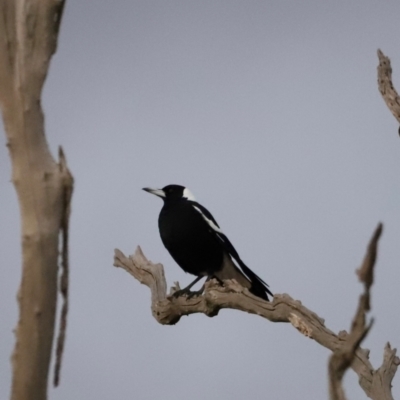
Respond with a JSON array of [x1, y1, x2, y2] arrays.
[[237, 260, 272, 301], [214, 253, 272, 301]]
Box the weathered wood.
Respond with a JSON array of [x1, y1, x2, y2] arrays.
[[377, 49, 400, 133], [0, 1, 72, 399], [114, 224, 399, 399], [328, 224, 381, 400]]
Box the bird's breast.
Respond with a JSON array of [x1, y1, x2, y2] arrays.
[[158, 203, 223, 275], [158, 205, 203, 246]]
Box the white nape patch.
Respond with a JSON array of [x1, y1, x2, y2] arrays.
[[193, 206, 224, 234], [183, 188, 196, 201]]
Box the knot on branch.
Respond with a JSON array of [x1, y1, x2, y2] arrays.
[[289, 313, 313, 338]]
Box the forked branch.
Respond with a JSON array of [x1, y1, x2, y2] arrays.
[[114, 223, 398, 399], [328, 224, 381, 400]]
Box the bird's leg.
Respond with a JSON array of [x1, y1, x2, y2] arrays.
[[173, 275, 224, 298], [171, 275, 205, 298], [184, 275, 204, 291], [182, 276, 213, 298], [171, 274, 226, 299], [187, 275, 225, 296]]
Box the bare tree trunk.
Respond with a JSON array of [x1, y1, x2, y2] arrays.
[[0, 1, 72, 400]]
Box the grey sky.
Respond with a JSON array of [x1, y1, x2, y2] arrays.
[[1, 1, 400, 399]]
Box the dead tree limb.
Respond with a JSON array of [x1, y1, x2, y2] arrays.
[[377, 49, 400, 133], [0, 1, 72, 399], [328, 224, 381, 400], [114, 223, 399, 399]]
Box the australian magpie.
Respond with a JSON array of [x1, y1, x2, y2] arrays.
[[143, 184, 272, 301]]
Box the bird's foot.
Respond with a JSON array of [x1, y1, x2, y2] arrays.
[[170, 288, 204, 299]]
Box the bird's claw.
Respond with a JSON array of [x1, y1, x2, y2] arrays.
[[170, 288, 203, 299]]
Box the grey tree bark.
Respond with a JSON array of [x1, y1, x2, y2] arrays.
[[0, 1, 73, 400], [377, 49, 400, 134]]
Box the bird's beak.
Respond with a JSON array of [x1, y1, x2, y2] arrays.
[[142, 187, 166, 198]]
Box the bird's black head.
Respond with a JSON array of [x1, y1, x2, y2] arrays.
[[142, 184, 196, 203]]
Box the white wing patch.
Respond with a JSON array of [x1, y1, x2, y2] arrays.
[[183, 188, 196, 201], [192, 204, 253, 282], [193, 206, 224, 234]]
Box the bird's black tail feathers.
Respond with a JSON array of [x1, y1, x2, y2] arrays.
[[215, 252, 273, 302], [212, 230, 273, 301], [237, 260, 273, 301]]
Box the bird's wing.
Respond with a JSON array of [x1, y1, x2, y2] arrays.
[[189, 201, 272, 296]]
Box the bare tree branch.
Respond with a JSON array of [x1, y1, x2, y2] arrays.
[[328, 223, 382, 400], [114, 224, 399, 399], [377, 49, 400, 133], [369, 343, 400, 400]]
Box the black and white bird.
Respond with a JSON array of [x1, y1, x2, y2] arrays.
[[143, 184, 272, 301]]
